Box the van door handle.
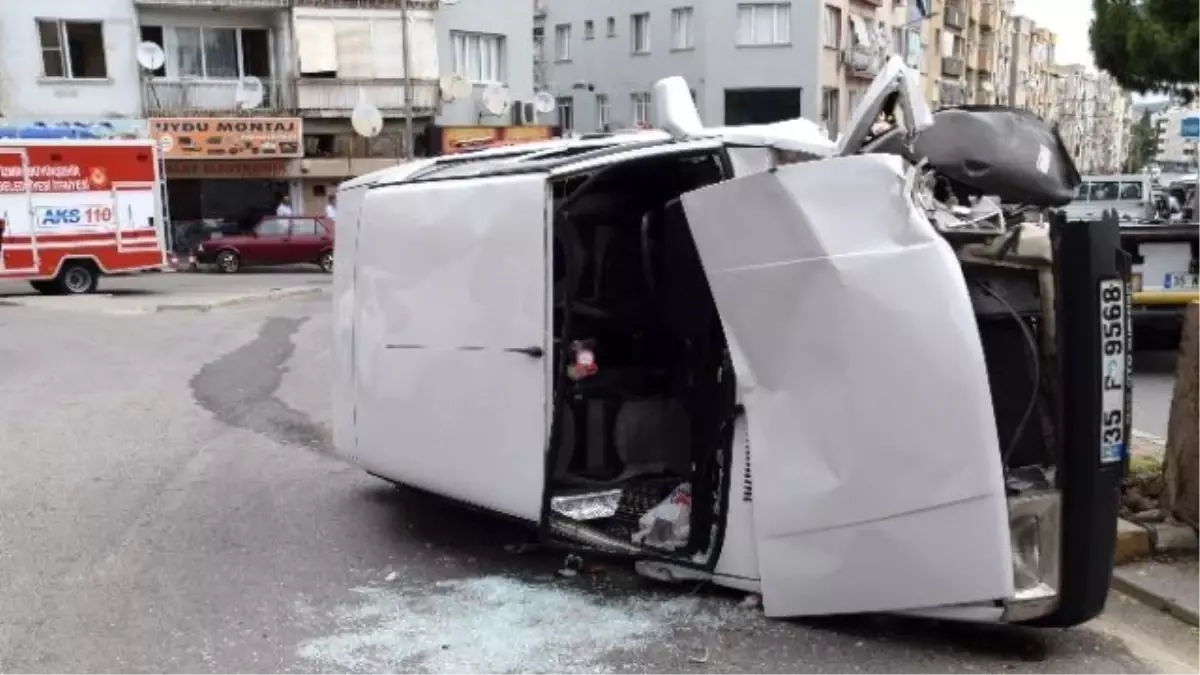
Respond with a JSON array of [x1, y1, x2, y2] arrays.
[[505, 346, 545, 358]]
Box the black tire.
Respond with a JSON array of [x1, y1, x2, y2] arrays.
[[29, 280, 55, 295], [318, 250, 333, 273], [216, 250, 241, 273], [53, 260, 100, 295]]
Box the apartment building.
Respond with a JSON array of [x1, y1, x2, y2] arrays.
[[0, 0, 143, 119], [1006, 16, 1056, 118], [1152, 105, 1200, 171], [2, 0, 536, 221], [537, 0, 929, 137], [1048, 64, 1132, 174]]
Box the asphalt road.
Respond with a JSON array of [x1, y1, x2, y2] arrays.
[[0, 274, 1195, 673]]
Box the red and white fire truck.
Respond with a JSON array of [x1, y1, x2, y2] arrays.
[[0, 139, 167, 294]]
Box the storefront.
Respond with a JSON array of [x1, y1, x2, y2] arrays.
[[148, 116, 304, 229], [427, 125, 558, 155], [0, 118, 147, 139]]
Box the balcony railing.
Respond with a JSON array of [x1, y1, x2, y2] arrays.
[[295, 78, 440, 117], [939, 82, 967, 107], [944, 4, 966, 29], [941, 56, 965, 78], [842, 45, 880, 79], [143, 79, 289, 115]]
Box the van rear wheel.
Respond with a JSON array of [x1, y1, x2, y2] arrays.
[[54, 260, 100, 295]]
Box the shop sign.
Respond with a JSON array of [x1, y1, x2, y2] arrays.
[[164, 160, 292, 180], [0, 118, 147, 140], [438, 125, 555, 155], [149, 117, 303, 160]]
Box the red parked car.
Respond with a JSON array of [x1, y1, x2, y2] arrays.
[[195, 215, 335, 273]]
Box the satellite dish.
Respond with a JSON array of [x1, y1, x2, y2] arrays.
[[480, 83, 511, 116], [235, 76, 265, 109], [351, 102, 383, 138], [440, 74, 469, 103], [533, 92, 556, 114], [136, 41, 165, 71]]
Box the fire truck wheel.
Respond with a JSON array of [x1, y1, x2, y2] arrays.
[[216, 250, 241, 274], [319, 251, 333, 273], [54, 260, 99, 295]]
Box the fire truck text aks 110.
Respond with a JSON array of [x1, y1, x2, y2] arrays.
[[0, 139, 167, 294]]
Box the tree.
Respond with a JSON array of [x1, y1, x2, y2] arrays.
[[1091, 0, 1199, 100], [1124, 110, 1157, 172]]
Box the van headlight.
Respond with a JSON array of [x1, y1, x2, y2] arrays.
[[1003, 488, 1062, 621]]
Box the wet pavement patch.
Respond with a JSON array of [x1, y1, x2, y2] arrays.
[[190, 316, 330, 452]]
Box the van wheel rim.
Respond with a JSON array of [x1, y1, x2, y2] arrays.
[[64, 268, 91, 292]]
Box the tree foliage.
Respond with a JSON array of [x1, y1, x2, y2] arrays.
[[1124, 110, 1157, 172], [1091, 0, 1199, 99]]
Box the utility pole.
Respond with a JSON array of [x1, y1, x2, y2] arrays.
[[400, 0, 416, 160]]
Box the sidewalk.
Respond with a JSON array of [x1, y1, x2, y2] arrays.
[[0, 272, 331, 315], [1113, 430, 1200, 627]]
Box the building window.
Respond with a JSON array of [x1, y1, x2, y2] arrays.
[[631, 13, 650, 53], [584, 20, 595, 40], [451, 32, 505, 83], [822, 5, 842, 49], [632, 91, 652, 126], [143, 25, 271, 80], [606, 16, 617, 37], [738, 3, 791, 46], [37, 19, 108, 79], [557, 96, 574, 131], [821, 87, 839, 136], [554, 24, 571, 61], [671, 7, 694, 50], [596, 94, 610, 130]]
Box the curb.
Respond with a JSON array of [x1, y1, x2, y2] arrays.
[[1112, 571, 1200, 627], [154, 286, 328, 312], [1114, 512, 1200, 626]]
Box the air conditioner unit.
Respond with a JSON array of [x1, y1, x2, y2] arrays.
[[512, 100, 538, 125]]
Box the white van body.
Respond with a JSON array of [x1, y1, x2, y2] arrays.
[[332, 58, 1099, 626]]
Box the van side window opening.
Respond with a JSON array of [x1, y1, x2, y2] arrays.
[[1119, 182, 1144, 200], [1089, 181, 1118, 201], [1074, 182, 1089, 201]]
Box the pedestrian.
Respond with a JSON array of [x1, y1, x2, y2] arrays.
[[275, 194, 294, 216], [324, 193, 337, 220]]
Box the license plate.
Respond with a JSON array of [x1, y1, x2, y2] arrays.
[[1164, 272, 1198, 290], [1099, 279, 1127, 464]]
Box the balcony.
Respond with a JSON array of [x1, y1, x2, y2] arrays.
[[143, 79, 288, 115], [979, 2, 997, 30], [850, 0, 883, 6], [295, 78, 440, 118], [133, 0, 289, 6], [941, 56, 965, 78], [939, 81, 967, 107], [842, 45, 881, 80], [979, 44, 995, 72], [944, 3, 966, 30]]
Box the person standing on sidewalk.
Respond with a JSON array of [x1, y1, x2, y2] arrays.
[[275, 195, 294, 217], [324, 193, 337, 221]]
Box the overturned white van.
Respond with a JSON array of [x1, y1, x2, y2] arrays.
[[331, 57, 1130, 628]]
